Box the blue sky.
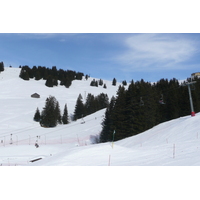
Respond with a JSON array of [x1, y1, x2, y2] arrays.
[[1, 33, 200, 82]]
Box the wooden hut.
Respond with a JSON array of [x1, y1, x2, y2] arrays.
[[31, 93, 40, 98]]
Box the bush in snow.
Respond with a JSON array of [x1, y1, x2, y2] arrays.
[[90, 134, 100, 144]]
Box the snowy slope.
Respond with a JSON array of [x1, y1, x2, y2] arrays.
[[0, 67, 200, 166]]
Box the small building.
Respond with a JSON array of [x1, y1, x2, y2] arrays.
[[31, 93, 40, 98], [191, 72, 200, 79]]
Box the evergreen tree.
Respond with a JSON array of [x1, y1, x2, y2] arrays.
[[112, 78, 117, 86], [55, 101, 62, 124], [90, 79, 96, 86], [64, 78, 72, 88], [0, 62, 4, 72], [35, 70, 42, 80], [53, 78, 58, 86], [33, 107, 41, 122], [40, 96, 60, 127], [85, 93, 96, 115], [76, 72, 84, 80], [95, 80, 98, 87], [122, 80, 127, 86], [62, 104, 69, 124], [45, 75, 54, 87], [52, 66, 58, 78], [85, 74, 89, 80], [111, 85, 128, 140], [96, 93, 109, 110], [73, 94, 85, 121], [100, 96, 116, 142], [99, 79, 103, 86], [19, 67, 30, 80]]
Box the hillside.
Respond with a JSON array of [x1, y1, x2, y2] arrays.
[[0, 67, 200, 166], [0, 67, 123, 165]]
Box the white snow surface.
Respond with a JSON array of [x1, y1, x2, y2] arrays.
[[0, 67, 200, 166]]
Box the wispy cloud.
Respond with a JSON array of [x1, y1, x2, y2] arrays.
[[116, 33, 199, 72]]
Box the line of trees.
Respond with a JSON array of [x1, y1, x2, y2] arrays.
[[73, 93, 109, 121], [100, 77, 200, 143], [19, 65, 86, 88], [34, 96, 69, 127], [90, 79, 107, 88], [34, 93, 109, 128]]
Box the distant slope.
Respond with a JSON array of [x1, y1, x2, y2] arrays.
[[0, 67, 121, 131]]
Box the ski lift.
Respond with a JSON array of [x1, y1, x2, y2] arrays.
[[159, 94, 165, 104], [81, 115, 85, 124], [35, 143, 39, 148], [139, 97, 144, 106], [191, 84, 195, 90]]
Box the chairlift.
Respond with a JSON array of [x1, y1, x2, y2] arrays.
[[81, 116, 85, 124], [159, 94, 165, 104], [191, 84, 195, 90], [35, 143, 39, 148], [139, 97, 144, 106]]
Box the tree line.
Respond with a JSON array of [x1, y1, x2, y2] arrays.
[[89, 78, 127, 88], [73, 93, 109, 121], [19, 65, 86, 88], [100, 77, 200, 143], [34, 92, 109, 127]]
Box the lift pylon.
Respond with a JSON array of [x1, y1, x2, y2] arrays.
[[183, 81, 196, 117]]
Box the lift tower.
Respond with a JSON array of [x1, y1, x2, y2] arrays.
[[183, 81, 196, 117]]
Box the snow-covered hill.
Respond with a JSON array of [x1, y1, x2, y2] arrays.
[[0, 67, 200, 166]]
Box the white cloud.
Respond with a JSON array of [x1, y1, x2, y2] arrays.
[[117, 34, 198, 71]]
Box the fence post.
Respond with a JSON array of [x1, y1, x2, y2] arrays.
[[173, 144, 175, 159], [108, 155, 111, 166]]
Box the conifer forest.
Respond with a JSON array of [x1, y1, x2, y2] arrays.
[[100, 77, 200, 143]]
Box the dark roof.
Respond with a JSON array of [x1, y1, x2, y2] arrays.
[[31, 93, 40, 98]]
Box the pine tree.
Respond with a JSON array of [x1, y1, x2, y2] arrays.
[[40, 96, 60, 127], [96, 93, 109, 110], [64, 78, 72, 88], [53, 78, 58, 86], [112, 78, 117, 86], [62, 104, 69, 124], [73, 94, 85, 121], [0, 62, 4, 72], [55, 101, 62, 124], [35, 70, 42, 80], [45, 75, 54, 87], [33, 107, 41, 122], [100, 96, 116, 142], [85, 74, 89, 80], [111, 85, 128, 140], [99, 79, 103, 86], [90, 79, 96, 86], [122, 80, 127, 86], [19, 67, 30, 80], [95, 80, 98, 87], [85, 93, 96, 115]]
